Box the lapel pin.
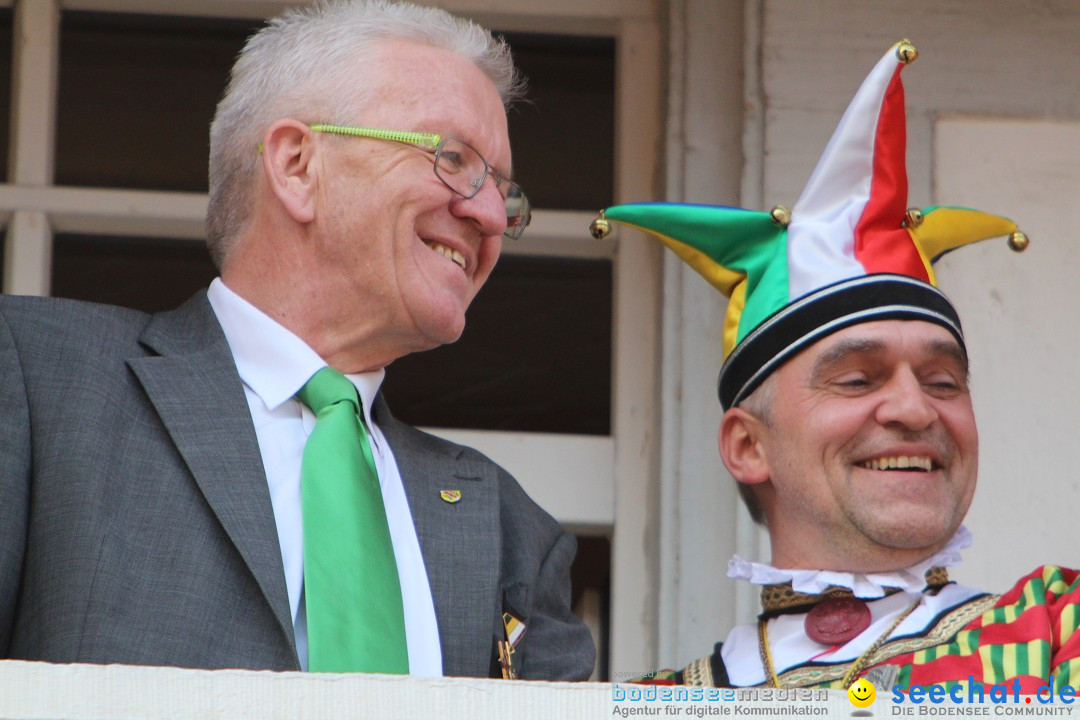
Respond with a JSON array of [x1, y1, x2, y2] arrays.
[[439, 489, 462, 504], [502, 612, 526, 648], [498, 613, 526, 680]]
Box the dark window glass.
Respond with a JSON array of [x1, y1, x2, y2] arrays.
[[50, 236, 611, 434], [383, 255, 612, 435], [51, 234, 216, 314], [571, 534, 610, 681], [502, 32, 615, 211], [55, 12, 259, 192], [53, 15, 616, 209], [0, 8, 12, 182]]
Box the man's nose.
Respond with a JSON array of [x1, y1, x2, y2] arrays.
[[450, 176, 507, 238], [874, 368, 938, 431]]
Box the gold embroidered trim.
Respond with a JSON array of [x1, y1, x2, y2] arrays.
[[767, 593, 999, 688], [760, 567, 950, 613], [925, 566, 950, 588], [682, 656, 714, 687], [760, 585, 860, 613]]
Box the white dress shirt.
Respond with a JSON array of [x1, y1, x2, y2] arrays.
[[207, 278, 442, 675]]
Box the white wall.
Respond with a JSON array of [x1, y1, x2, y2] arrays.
[[0, 660, 866, 719], [936, 119, 1080, 588], [0, 660, 613, 719]]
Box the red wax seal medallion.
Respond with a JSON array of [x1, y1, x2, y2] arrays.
[[804, 597, 871, 645]]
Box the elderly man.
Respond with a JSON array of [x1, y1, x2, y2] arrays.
[[0, 0, 593, 680], [595, 41, 1079, 692]]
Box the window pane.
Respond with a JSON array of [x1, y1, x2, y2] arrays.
[[382, 255, 612, 435], [52, 15, 616, 211], [501, 32, 615, 211], [571, 534, 610, 681], [51, 234, 216, 314], [55, 12, 259, 192], [50, 239, 612, 435], [0, 8, 12, 183]]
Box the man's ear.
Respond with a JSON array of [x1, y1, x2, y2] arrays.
[[719, 407, 771, 485], [260, 119, 319, 224]]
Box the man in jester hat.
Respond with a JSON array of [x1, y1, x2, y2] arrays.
[[593, 41, 1080, 691]]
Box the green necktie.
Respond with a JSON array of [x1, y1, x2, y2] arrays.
[[298, 367, 408, 673]]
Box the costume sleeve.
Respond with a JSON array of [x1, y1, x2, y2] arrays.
[[1042, 566, 1080, 692], [0, 304, 32, 655], [988, 565, 1080, 692]]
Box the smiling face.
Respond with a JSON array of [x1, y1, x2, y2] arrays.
[[746, 319, 978, 571], [848, 678, 877, 708], [307, 39, 509, 368]]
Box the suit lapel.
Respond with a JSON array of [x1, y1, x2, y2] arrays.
[[377, 401, 501, 677], [127, 293, 295, 656]]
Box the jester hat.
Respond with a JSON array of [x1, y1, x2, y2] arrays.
[[591, 40, 1027, 409]]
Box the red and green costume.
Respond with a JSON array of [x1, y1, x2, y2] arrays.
[[640, 567, 1080, 692]]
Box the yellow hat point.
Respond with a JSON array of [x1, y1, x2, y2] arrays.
[[1007, 230, 1030, 252], [896, 39, 918, 64], [770, 205, 791, 228], [904, 207, 925, 229], [590, 211, 612, 240]]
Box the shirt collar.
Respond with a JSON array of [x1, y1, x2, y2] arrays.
[[206, 277, 385, 427], [727, 525, 972, 598]]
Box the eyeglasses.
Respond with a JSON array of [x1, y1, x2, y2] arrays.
[[309, 124, 531, 240]]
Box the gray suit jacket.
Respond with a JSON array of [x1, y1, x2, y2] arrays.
[[0, 292, 594, 679]]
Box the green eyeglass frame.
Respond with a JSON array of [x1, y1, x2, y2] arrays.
[[309, 124, 531, 240]]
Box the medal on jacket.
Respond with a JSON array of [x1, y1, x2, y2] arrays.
[[804, 596, 871, 645], [498, 612, 526, 679]]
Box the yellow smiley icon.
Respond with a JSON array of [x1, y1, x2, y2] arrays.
[[848, 678, 876, 708]]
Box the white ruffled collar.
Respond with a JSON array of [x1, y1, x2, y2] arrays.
[[727, 526, 972, 599]]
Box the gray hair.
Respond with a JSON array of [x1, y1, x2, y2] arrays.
[[206, 0, 524, 268], [731, 372, 776, 526]]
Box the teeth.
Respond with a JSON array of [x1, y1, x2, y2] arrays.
[[425, 241, 466, 270], [858, 456, 933, 472]]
